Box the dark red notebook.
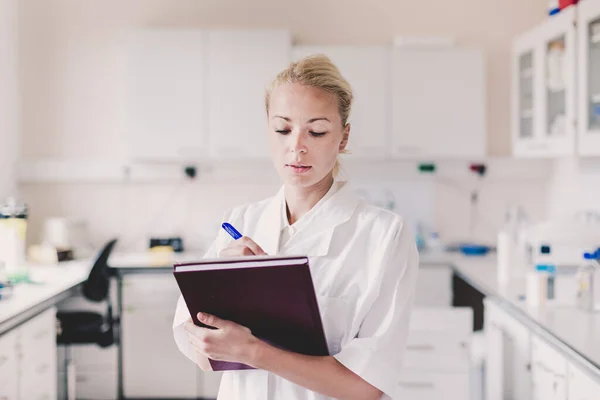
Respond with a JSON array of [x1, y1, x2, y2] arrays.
[[173, 255, 329, 371]]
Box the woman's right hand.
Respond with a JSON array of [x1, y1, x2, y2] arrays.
[[219, 236, 267, 257]]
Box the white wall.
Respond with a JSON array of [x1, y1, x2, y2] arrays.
[[0, 0, 19, 199], [16, 0, 552, 251], [547, 158, 600, 220]]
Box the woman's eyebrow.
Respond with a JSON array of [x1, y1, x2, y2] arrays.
[[273, 116, 330, 123]]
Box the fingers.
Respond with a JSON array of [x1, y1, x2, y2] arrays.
[[197, 312, 228, 329], [239, 237, 267, 255], [219, 236, 267, 257]]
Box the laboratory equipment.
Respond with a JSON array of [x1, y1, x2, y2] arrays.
[[576, 249, 600, 312], [522, 211, 600, 268], [0, 198, 28, 273]]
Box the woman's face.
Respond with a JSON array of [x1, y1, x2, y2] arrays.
[[267, 82, 349, 188]]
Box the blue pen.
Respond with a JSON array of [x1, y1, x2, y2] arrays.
[[222, 222, 243, 240]]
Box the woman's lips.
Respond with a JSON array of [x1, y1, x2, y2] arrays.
[[286, 164, 312, 174]]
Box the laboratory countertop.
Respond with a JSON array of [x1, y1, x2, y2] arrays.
[[108, 251, 206, 273], [2, 250, 599, 379], [0, 260, 92, 335], [422, 251, 600, 379]]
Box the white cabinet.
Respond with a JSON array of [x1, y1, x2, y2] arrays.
[[391, 47, 486, 159], [512, 7, 577, 158], [531, 335, 568, 400], [122, 275, 197, 398], [121, 274, 221, 399], [18, 308, 58, 400], [0, 329, 19, 400], [414, 264, 452, 307], [0, 307, 58, 400], [398, 371, 470, 400], [577, 0, 600, 155], [484, 298, 532, 400], [568, 361, 600, 400], [207, 30, 291, 159], [124, 30, 208, 162], [292, 46, 389, 159], [402, 308, 472, 400]]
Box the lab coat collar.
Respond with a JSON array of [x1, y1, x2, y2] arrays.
[[253, 181, 361, 257]]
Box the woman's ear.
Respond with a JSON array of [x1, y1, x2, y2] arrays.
[[339, 123, 350, 152]]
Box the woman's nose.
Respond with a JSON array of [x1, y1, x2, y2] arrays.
[[290, 131, 307, 154]]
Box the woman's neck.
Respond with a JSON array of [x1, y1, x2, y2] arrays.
[[284, 174, 334, 225]]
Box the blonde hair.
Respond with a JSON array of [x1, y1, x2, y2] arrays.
[[265, 54, 353, 177]]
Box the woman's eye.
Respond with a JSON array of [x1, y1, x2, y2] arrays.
[[310, 131, 326, 137], [276, 130, 291, 135]]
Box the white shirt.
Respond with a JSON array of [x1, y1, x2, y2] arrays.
[[173, 180, 419, 400], [279, 181, 341, 252]]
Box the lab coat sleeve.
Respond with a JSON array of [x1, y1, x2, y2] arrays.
[[333, 220, 419, 400], [172, 208, 239, 369]]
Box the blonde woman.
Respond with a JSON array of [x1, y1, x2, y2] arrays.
[[173, 55, 418, 400]]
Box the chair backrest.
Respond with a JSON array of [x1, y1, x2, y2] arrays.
[[82, 239, 118, 302]]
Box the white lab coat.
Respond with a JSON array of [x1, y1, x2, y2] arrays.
[[173, 181, 419, 400]]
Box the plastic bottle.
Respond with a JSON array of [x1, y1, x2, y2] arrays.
[[527, 265, 548, 308], [576, 251, 597, 311]]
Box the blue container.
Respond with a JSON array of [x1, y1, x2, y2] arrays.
[[459, 244, 491, 256]]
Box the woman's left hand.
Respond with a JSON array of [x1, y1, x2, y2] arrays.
[[184, 312, 261, 367]]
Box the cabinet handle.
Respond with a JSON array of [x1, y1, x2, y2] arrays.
[[0, 355, 7, 367], [406, 344, 435, 352], [399, 381, 435, 390], [76, 375, 88, 383]]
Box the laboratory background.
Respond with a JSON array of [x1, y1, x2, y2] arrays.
[[1, 0, 600, 399]]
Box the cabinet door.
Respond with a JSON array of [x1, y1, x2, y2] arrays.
[[397, 372, 469, 400], [18, 308, 57, 400], [0, 331, 18, 400], [568, 361, 600, 400], [577, 0, 600, 155], [124, 29, 208, 162], [391, 47, 485, 159], [414, 265, 452, 307], [207, 30, 290, 159], [292, 46, 389, 159], [513, 25, 545, 157], [538, 7, 577, 156], [122, 291, 196, 399], [531, 335, 567, 400], [484, 299, 532, 400]]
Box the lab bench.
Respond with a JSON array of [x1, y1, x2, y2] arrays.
[[2, 253, 600, 400]]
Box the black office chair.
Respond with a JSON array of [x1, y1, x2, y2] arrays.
[[56, 239, 119, 399]]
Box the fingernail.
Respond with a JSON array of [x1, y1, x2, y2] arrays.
[[197, 312, 204, 320]]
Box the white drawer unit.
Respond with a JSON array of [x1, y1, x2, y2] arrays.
[[404, 331, 470, 373], [409, 307, 473, 335], [121, 274, 182, 307], [398, 371, 470, 400], [484, 298, 532, 400], [415, 265, 453, 307], [531, 335, 567, 400], [18, 308, 57, 400], [567, 361, 600, 400], [0, 329, 19, 400], [403, 307, 473, 399], [0, 307, 58, 400]]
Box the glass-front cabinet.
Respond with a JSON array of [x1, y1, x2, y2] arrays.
[[578, 0, 600, 155], [512, 7, 577, 158]]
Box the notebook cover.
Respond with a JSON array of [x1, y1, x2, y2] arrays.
[[173, 256, 329, 371]]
